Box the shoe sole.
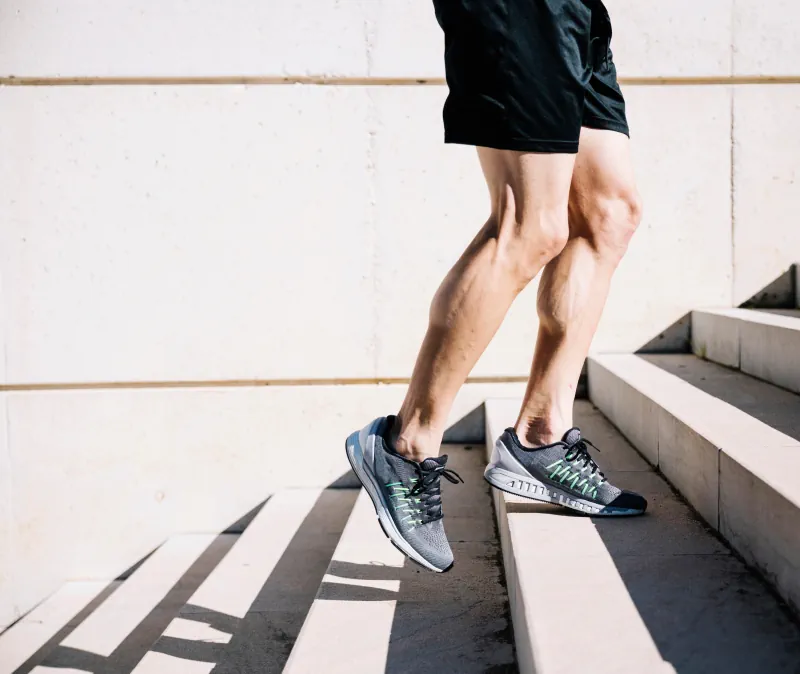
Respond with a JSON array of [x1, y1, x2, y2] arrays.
[[345, 430, 452, 573], [484, 465, 645, 517]]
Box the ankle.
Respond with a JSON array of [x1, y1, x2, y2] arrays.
[[515, 415, 569, 448], [389, 416, 440, 462]]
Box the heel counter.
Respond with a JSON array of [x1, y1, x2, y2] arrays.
[[491, 431, 530, 475], [489, 436, 504, 468], [358, 416, 385, 470], [490, 432, 515, 470]]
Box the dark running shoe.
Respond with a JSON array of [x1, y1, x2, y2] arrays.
[[484, 427, 647, 516], [345, 416, 463, 572]]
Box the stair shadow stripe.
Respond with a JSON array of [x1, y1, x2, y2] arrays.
[[38, 534, 238, 673], [177, 606, 241, 636], [150, 488, 358, 674], [13, 483, 359, 674], [316, 580, 400, 603], [151, 635, 224, 664], [10, 582, 122, 674]]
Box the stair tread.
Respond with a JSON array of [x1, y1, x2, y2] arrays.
[[131, 651, 215, 674], [284, 447, 515, 674], [589, 354, 800, 645], [695, 307, 800, 329], [642, 352, 800, 443], [486, 397, 800, 673], [692, 307, 800, 392], [59, 534, 216, 659], [282, 490, 406, 674], [600, 354, 800, 503], [11, 490, 334, 673], [183, 489, 323, 620], [0, 581, 110, 674], [130, 489, 327, 673]]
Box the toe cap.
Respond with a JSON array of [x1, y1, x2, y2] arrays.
[[609, 490, 648, 513]]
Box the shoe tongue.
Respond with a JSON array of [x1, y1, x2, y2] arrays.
[[562, 428, 582, 445], [420, 455, 448, 470]]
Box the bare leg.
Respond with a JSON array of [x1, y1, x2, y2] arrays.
[[516, 128, 643, 446], [394, 148, 576, 460]]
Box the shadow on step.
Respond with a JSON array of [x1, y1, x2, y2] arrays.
[[316, 446, 518, 674], [738, 265, 798, 310], [19, 488, 357, 674], [633, 266, 799, 357], [591, 509, 800, 673], [13, 533, 240, 674], [635, 313, 692, 354], [578, 406, 800, 673]]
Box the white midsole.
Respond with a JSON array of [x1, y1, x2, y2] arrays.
[[484, 465, 640, 516]]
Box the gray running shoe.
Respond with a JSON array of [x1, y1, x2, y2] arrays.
[[345, 416, 463, 572], [485, 427, 647, 516]]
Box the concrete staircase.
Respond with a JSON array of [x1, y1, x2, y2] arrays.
[[0, 447, 514, 674], [477, 306, 800, 673], [3, 309, 800, 673]]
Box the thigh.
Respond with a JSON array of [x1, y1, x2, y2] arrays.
[[568, 127, 639, 234], [478, 148, 577, 218], [434, 0, 594, 154]]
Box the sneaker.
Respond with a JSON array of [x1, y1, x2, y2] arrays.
[[345, 416, 463, 572], [484, 426, 647, 516]]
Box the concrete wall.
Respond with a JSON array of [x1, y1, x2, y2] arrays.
[[0, 0, 798, 627]]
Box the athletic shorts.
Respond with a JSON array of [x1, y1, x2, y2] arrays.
[[432, 0, 629, 153]]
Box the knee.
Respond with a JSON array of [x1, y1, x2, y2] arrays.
[[495, 202, 570, 288], [583, 190, 643, 264]]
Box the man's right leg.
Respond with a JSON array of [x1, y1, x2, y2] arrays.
[[393, 149, 576, 461], [345, 149, 576, 571]]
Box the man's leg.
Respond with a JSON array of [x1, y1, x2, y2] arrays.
[[484, 127, 647, 517], [393, 149, 576, 460], [516, 127, 643, 446]]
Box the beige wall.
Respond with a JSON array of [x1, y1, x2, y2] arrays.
[[1, 0, 798, 627]]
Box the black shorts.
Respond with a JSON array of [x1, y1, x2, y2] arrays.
[[433, 0, 629, 154]]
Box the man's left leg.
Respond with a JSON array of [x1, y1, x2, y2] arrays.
[[485, 127, 648, 516], [517, 127, 641, 445]]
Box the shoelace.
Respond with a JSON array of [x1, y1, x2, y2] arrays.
[[407, 463, 464, 523], [564, 438, 606, 484]]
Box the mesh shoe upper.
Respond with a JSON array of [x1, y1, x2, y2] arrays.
[[501, 426, 646, 511], [371, 421, 460, 570]]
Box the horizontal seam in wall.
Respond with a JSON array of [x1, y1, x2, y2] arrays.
[[2, 75, 800, 87], [0, 375, 530, 393]]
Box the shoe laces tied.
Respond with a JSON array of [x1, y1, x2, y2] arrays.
[[407, 462, 464, 522], [564, 437, 605, 484]]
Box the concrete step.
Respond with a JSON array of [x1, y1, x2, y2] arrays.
[[131, 488, 332, 674], [9, 532, 231, 673], [26, 534, 220, 672], [62, 535, 219, 659], [0, 582, 111, 674], [588, 353, 800, 617], [485, 397, 800, 674], [284, 446, 515, 674], [692, 308, 800, 391], [282, 490, 407, 674], [6, 489, 343, 674]]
